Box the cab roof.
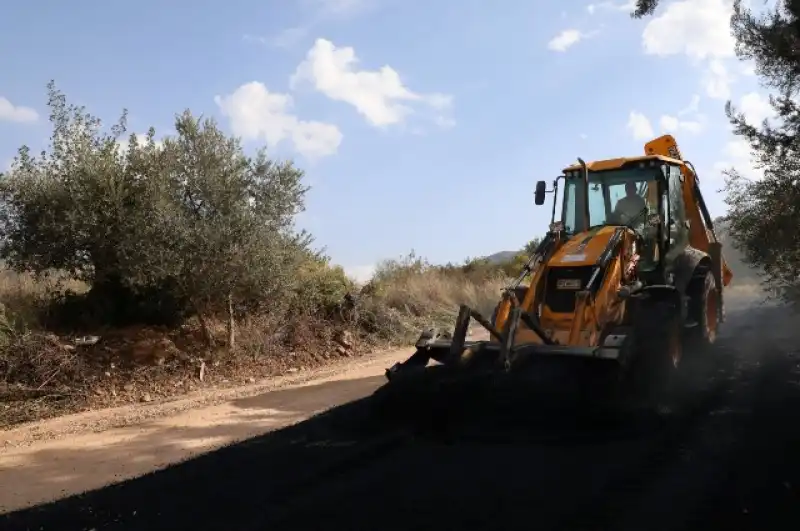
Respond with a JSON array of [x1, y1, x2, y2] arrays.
[[562, 154, 683, 173]]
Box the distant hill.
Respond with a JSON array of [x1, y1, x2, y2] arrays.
[[484, 250, 518, 264]]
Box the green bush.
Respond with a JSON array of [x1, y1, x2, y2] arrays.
[[293, 255, 356, 317], [0, 82, 339, 342]]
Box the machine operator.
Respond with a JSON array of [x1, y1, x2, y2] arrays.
[[613, 182, 647, 224]]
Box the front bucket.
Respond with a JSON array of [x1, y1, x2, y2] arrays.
[[366, 302, 640, 435], [368, 339, 627, 434]]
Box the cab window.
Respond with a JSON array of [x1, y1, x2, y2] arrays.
[[560, 166, 658, 233], [667, 164, 689, 250]]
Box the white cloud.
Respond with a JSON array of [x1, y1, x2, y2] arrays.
[[270, 27, 309, 49], [215, 81, 343, 160], [245, 27, 309, 50], [310, 0, 370, 17], [629, 94, 706, 139], [659, 114, 704, 134], [713, 138, 764, 181], [627, 111, 654, 140], [433, 114, 456, 129], [738, 91, 773, 125], [678, 94, 701, 116], [740, 61, 757, 77], [659, 115, 679, 131], [242, 34, 268, 45], [547, 29, 583, 52], [654, 94, 707, 134], [345, 264, 375, 284], [275, 27, 308, 48], [250, 0, 370, 53], [291, 38, 454, 129], [641, 0, 735, 61], [0, 97, 38, 123], [703, 58, 734, 100], [587, 1, 636, 14], [641, 0, 740, 99]]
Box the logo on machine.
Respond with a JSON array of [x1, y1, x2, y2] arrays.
[[556, 278, 582, 290]]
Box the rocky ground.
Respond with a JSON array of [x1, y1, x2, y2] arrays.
[[1, 294, 799, 531]]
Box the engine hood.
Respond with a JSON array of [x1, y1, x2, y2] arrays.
[[549, 226, 620, 267]]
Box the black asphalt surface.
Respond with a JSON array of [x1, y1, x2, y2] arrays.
[[3, 303, 800, 531]]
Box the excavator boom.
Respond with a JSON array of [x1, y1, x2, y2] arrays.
[[644, 135, 733, 288]]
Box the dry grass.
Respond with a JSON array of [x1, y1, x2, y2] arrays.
[[374, 268, 505, 320], [355, 267, 507, 345], [0, 267, 88, 329], [0, 259, 509, 426]]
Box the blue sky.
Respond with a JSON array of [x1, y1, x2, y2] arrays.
[[0, 0, 773, 282]]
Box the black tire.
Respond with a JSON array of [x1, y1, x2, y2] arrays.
[[627, 300, 682, 411], [687, 270, 719, 350]]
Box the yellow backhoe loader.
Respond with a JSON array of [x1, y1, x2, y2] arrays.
[[374, 134, 733, 417]]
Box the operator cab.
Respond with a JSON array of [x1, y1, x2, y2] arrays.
[[538, 155, 691, 278]]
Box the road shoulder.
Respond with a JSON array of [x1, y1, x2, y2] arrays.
[[0, 344, 412, 513]]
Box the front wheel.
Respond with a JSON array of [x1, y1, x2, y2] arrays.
[[687, 270, 719, 350], [626, 300, 683, 411]]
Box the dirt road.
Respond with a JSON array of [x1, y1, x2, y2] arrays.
[[2, 299, 800, 531], [0, 341, 434, 514]]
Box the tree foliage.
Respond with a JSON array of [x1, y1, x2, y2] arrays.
[[117, 112, 311, 313], [634, 0, 800, 302], [0, 82, 343, 334], [715, 0, 800, 302], [523, 237, 542, 256], [0, 81, 135, 282], [631, 0, 660, 18]]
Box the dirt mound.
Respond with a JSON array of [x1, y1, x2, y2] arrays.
[[0, 319, 367, 428]]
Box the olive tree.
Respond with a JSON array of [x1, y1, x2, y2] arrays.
[[120, 111, 312, 347], [0, 81, 136, 283], [633, 0, 800, 303], [0, 83, 320, 338], [0, 81, 165, 329]]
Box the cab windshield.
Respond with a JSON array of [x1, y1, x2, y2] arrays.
[[561, 166, 659, 235]]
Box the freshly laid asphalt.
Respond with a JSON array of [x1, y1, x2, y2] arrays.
[[3, 303, 799, 531]]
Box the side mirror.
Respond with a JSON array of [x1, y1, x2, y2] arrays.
[[534, 180, 547, 205]]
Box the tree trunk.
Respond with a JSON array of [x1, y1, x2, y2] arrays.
[[226, 292, 236, 352], [192, 299, 214, 347]]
